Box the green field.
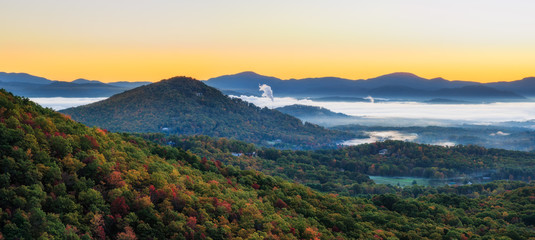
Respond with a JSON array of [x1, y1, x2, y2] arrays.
[[370, 176, 433, 187], [369, 175, 480, 187]]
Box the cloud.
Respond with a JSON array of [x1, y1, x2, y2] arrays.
[[259, 84, 274, 101], [490, 131, 510, 136], [364, 96, 374, 103]]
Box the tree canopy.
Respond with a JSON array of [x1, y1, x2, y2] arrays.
[[2, 89, 535, 239]]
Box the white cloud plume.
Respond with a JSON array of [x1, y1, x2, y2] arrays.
[[259, 84, 274, 101], [364, 96, 374, 103]]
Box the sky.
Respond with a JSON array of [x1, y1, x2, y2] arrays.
[[1, 0, 534, 83]]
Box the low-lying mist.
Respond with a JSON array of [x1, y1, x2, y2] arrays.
[[235, 95, 535, 125], [29, 95, 535, 151], [30, 97, 106, 110], [341, 131, 418, 145], [234, 95, 535, 151]]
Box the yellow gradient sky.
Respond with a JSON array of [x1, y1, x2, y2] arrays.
[[1, 0, 534, 82]]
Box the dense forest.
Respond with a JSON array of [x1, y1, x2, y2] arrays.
[[3, 89, 535, 239], [61, 77, 353, 149], [144, 134, 535, 196]]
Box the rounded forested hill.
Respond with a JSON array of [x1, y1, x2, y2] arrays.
[[61, 77, 352, 148]]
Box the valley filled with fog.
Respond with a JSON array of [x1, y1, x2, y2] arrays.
[[236, 95, 535, 151], [32, 95, 535, 151], [30, 97, 107, 110], [32, 95, 535, 127], [235, 95, 535, 125]]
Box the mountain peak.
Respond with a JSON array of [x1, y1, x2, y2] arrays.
[[364, 72, 427, 88], [521, 77, 535, 81], [140, 76, 214, 97], [0, 72, 53, 84], [235, 71, 262, 76], [379, 72, 422, 79], [159, 76, 211, 89], [162, 76, 198, 83], [216, 71, 279, 80], [205, 72, 282, 92], [72, 78, 103, 84]]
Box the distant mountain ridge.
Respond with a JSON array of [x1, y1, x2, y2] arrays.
[[0, 72, 52, 84], [2, 71, 534, 99], [205, 71, 533, 99], [61, 77, 353, 148], [0, 72, 151, 97], [487, 77, 535, 96], [71, 78, 103, 84]]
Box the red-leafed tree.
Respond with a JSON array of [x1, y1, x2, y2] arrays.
[[274, 199, 288, 209], [111, 196, 129, 217]]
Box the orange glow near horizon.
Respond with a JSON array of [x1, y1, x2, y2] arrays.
[[1, 1, 534, 83], [2, 45, 533, 83]]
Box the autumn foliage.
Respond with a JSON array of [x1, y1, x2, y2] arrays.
[[1, 89, 535, 239]]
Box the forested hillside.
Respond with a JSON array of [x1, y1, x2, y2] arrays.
[[61, 77, 352, 149], [145, 134, 535, 196], [3, 90, 535, 239]]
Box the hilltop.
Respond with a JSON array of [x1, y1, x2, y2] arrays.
[[61, 77, 353, 148]]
